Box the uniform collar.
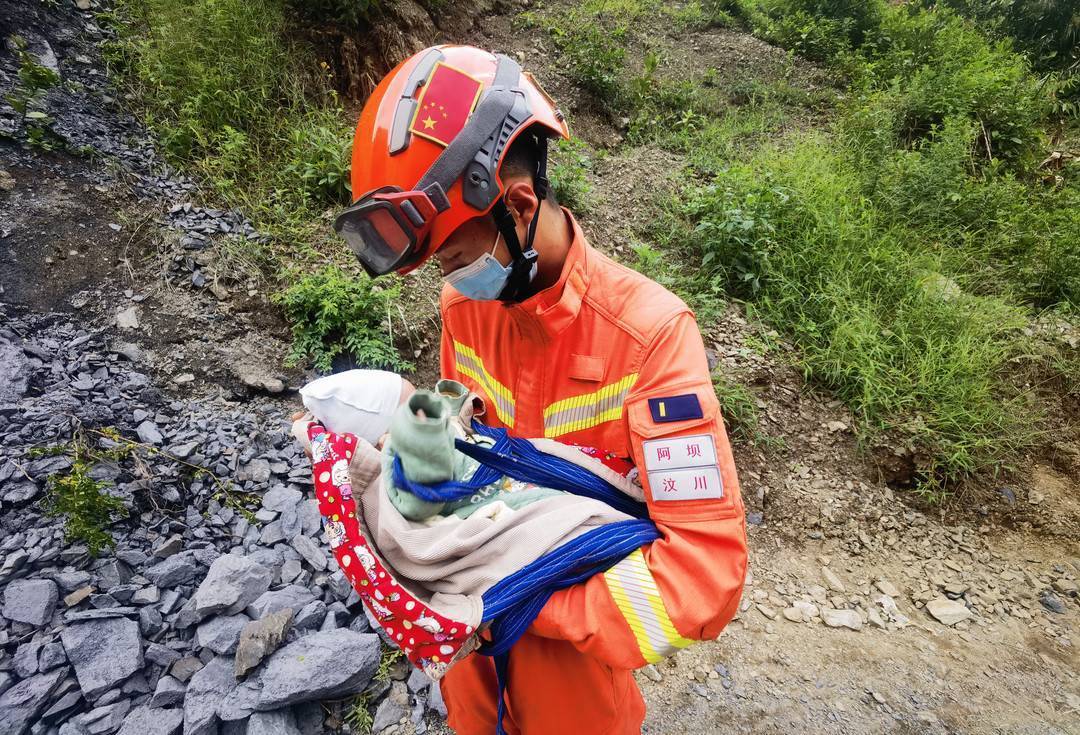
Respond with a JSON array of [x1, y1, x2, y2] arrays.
[[510, 206, 590, 337]]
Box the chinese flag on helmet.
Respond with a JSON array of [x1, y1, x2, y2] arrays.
[[408, 62, 485, 147]]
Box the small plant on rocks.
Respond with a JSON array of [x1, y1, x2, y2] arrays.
[[274, 265, 412, 373], [38, 431, 129, 556]]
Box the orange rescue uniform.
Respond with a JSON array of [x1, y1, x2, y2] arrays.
[[438, 206, 748, 734]]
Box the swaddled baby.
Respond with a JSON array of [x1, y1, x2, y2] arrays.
[[292, 370, 568, 523]]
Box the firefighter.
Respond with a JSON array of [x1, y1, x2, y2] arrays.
[[334, 44, 748, 734]]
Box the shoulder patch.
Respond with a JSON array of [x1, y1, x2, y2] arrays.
[[648, 394, 703, 423]]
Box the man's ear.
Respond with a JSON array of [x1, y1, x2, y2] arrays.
[[502, 179, 540, 230]]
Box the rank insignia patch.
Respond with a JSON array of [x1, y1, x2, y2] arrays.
[[648, 394, 703, 424]]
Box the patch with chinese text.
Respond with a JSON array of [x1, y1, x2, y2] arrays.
[[642, 433, 723, 501]]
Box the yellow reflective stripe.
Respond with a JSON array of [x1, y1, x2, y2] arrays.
[[604, 564, 664, 664], [453, 340, 515, 427], [603, 549, 693, 664], [543, 373, 638, 438]]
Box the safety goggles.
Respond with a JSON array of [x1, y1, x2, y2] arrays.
[[332, 184, 445, 277]]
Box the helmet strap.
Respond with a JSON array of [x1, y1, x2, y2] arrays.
[[493, 134, 550, 303]]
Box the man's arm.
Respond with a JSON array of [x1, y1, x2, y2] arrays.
[[529, 311, 748, 669]]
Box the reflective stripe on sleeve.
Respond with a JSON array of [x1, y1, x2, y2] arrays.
[[453, 340, 515, 427], [603, 548, 693, 664], [542, 373, 638, 438]]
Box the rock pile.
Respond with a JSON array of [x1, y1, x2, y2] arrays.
[[0, 310, 446, 734]]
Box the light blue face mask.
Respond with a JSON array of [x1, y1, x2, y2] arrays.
[[443, 229, 536, 301]]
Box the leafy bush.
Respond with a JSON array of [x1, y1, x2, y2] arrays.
[[543, 11, 629, 107], [43, 462, 128, 556], [274, 266, 412, 373], [740, 0, 887, 60], [674, 138, 1044, 489]]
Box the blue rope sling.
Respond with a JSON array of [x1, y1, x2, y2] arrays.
[[392, 421, 659, 735]]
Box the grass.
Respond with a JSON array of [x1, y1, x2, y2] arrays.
[[533, 0, 1078, 493]]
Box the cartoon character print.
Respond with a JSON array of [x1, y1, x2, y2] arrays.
[[311, 433, 334, 464], [365, 595, 395, 621], [330, 458, 350, 487], [311, 426, 476, 679], [420, 658, 449, 679], [415, 613, 448, 641], [324, 520, 347, 549], [353, 543, 379, 582]]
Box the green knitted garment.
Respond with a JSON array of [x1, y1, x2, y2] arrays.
[[384, 384, 562, 521]]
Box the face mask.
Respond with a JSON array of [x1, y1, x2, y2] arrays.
[[443, 229, 536, 301]]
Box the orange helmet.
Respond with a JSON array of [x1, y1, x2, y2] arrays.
[[335, 45, 570, 295]]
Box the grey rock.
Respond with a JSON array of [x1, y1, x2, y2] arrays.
[[1040, 591, 1067, 614], [289, 536, 326, 572], [131, 586, 160, 605], [196, 614, 250, 655], [168, 656, 203, 684], [372, 697, 405, 734], [75, 699, 131, 734], [256, 629, 381, 708], [247, 709, 301, 735], [407, 668, 432, 693], [217, 679, 261, 722], [298, 501, 320, 537], [293, 702, 322, 735], [428, 680, 447, 718], [3, 578, 59, 626], [193, 555, 272, 619], [149, 676, 186, 708], [183, 655, 235, 735], [261, 486, 300, 513], [61, 618, 144, 699], [292, 600, 326, 631], [14, 639, 43, 678], [65, 607, 137, 622], [0, 666, 68, 735], [152, 535, 183, 559], [39, 641, 68, 672], [246, 586, 316, 620], [145, 643, 183, 667], [52, 571, 93, 593], [144, 554, 197, 588], [116, 704, 183, 735], [258, 522, 285, 546], [135, 421, 163, 445], [41, 689, 83, 722], [235, 609, 294, 678], [0, 340, 30, 405]]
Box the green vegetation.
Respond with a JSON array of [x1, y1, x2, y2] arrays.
[[274, 266, 413, 374], [343, 693, 374, 734], [105, 0, 419, 370], [106, 0, 353, 240], [549, 138, 597, 210], [533, 0, 1078, 492], [35, 430, 132, 556], [5, 35, 64, 150]]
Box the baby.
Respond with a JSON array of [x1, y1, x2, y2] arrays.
[[293, 370, 566, 522]]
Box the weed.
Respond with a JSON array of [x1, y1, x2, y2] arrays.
[[712, 371, 762, 444], [37, 431, 130, 556], [274, 266, 413, 373], [374, 648, 404, 682], [343, 693, 374, 733], [548, 138, 595, 210]]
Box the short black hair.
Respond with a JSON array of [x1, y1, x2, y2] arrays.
[[499, 127, 556, 204]]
